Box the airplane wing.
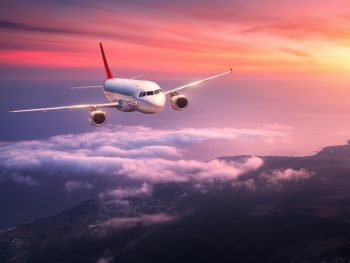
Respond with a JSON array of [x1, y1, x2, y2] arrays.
[[129, 74, 143, 80], [70, 85, 103, 90], [9, 102, 119, 113], [164, 68, 232, 95]]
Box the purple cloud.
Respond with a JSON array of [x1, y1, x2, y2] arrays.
[[64, 180, 94, 193], [98, 213, 178, 234], [10, 173, 37, 186], [260, 168, 315, 188], [0, 125, 292, 199], [102, 182, 151, 199]]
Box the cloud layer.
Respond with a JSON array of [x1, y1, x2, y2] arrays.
[[0, 125, 315, 205], [0, 125, 316, 230], [0, 125, 283, 188]]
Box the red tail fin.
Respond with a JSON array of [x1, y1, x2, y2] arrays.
[[99, 43, 114, 79]]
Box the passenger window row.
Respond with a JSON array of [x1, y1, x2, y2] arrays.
[[139, 89, 161, 97]]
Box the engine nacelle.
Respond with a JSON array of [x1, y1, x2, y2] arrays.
[[89, 110, 106, 126], [170, 95, 189, 110]]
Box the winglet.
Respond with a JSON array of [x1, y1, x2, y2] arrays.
[[230, 66, 233, 73], [99, 42, 114, 79]]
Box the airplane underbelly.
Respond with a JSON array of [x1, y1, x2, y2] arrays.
[[103, 91, 137, 112]]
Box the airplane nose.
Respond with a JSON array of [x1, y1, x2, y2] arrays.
[[153, 93, 166, 110], [139, 93, 166, 113]]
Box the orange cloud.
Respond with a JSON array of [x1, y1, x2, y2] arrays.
[[2, 0, 350, 77]]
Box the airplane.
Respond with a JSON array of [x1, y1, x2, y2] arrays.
[[10, 43, 232, 126]]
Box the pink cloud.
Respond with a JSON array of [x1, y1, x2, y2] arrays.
[[3, 0, 350, 76], [261, 168, 315, 188], [98, 213, 177, 235], [118, 157, 263, 183]]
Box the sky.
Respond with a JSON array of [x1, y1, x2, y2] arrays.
[[1, 0, 350, 229], [2, 0, 350, 77], [1, 0, 350, 156]]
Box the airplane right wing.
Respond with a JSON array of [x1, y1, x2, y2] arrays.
[[9, 102, 119, 113], [164, 68, 232, 95]]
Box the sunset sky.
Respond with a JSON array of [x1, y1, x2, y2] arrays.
[[2, 0, 350, 156]]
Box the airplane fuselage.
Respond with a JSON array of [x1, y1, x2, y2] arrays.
[[103, 78, 166, 114]]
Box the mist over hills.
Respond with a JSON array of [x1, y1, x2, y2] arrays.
[[1, 142, 350, 262]]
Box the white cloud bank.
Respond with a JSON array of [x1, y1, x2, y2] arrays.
[[0, 125, 282, 187], [0, 125, 313, 197]]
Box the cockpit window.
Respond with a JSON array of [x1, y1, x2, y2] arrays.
[[139, 89, 161, 97]]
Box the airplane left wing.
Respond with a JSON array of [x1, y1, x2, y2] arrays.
[[164, 68, 232, 95], [70, 85, 103, 90], [9, 102, 119, 113]]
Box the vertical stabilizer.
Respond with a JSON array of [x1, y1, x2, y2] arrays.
[[99, 42, 114, 79]]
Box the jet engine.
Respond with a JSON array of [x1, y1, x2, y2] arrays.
[[170, 94, 188, 110], [89, 110, 106, 126]]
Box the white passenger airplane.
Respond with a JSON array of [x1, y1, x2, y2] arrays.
[[10, 43, 232, 126]]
